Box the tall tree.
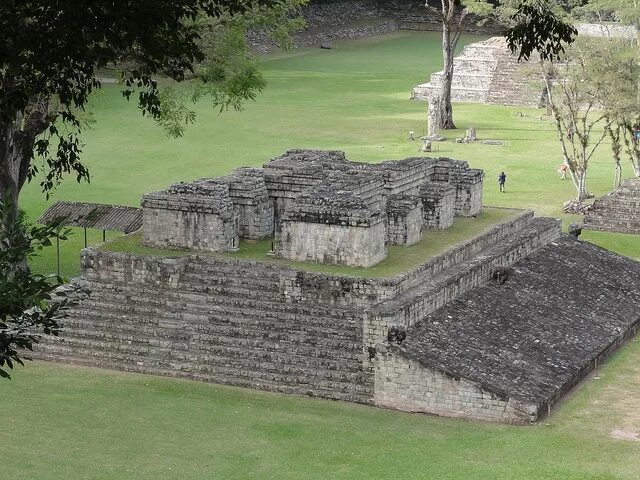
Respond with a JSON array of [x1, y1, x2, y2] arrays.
[[425, 0, 494, 130], [0, 0, 304, 222], [593, 39, 640, 185], [540, 39, 617, 201], [0, 198, 70, 379], [0, 0, 305, 378]]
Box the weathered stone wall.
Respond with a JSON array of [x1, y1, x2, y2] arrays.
[[577, 23, 637, 40], [220, 168, 274, 240], [419, 182, 456, 229], [583, 178, 640, 235], [279, 219, 388, 267], [141, 184, 238, 252], [429, 158, 484, 217], [386, 195, 423, 246], [374, 351, 537, 423]]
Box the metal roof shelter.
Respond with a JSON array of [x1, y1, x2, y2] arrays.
[[37, 201, 142, 276], [37, 201, 142, 233]]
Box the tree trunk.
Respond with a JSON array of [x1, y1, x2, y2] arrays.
[[0, 119, 24, 223], [606, 122, 623, 188], [576, 170, 588, 202], [438, 13, 456, 130]]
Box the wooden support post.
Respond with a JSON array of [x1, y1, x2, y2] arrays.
[[84, 227, 87, 248], [103, 230, 106, 242], [56, 237, 60, 278]]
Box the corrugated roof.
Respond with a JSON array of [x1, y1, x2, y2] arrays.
[[37, 201, 142, 233]]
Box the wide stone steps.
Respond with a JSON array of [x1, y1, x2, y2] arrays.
[[62, 309, 363, 355], [38, 255, 373, 402], [44, 331, 364, 374], [75, 285, 359, 326], [33, 350, 373, 402], [38, 341, 372, 392], [430, 72, 493, 90], [375, 217, 560, 327]]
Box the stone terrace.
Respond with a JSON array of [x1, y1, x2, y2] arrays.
[[412, 37, 544, 107], [376, 237, 640, 423], [584, 178, 640, 234]]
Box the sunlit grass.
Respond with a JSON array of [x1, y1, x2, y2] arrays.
[[23, 31, 640, 278]]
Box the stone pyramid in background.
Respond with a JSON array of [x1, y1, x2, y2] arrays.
[[411, 37, 544, 108]]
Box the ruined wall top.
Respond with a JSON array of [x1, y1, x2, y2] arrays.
[[282, 182, 384, 226], [265, 149, 350, 172], [142, 180, 234, 215]]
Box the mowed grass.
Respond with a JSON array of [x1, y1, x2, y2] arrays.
[[5, 31, 640, 479], [1, 346, 640, 480], [21, 31, 640, 278], [101, 207, 520, 277]]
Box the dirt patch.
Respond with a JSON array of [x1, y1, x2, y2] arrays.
[[611, 428, 640, 442]]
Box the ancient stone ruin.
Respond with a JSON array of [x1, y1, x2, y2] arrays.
[[412, 37, 545, 108], [140, 150, 484, 267], [583, 178, 640, 235], [34, 150, 640, 425]]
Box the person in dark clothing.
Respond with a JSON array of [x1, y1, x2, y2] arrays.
[[498, 171, 507, 193]]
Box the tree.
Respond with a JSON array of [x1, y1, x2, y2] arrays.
[[506, 0, 639, 192], [425, 0, 494, 130], [505, 0, 578, 63], [593, 40, 640, 185], [1, 0, 305, 377], [0, 198, 70, 379], [0, 0, 305, 222], [540, 39, 618, 201]]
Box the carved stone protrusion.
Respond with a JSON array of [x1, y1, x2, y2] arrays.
[[491, 266, 513, 285], [568, 222, 583, 239], [387, 325, 407, 345]]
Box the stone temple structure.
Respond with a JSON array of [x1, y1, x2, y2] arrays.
[[141, 150, 484, 267], [34, 150, 640, 425], [584, 178, 640, 235], [412, 37, 545, 108]]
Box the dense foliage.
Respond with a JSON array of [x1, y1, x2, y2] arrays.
[[0, 0, 303, 209], [0, 199, 70, 379]]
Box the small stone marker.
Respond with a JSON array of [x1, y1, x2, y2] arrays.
[[465, 127, 477, 142]]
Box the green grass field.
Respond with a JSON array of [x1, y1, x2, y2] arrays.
[[5, 31, 640, 479], [22, 31, 640, 277]]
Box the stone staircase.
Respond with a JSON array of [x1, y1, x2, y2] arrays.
[[373, 216, 562, 329], [36, 262, 373, 403], [584, 178, 640, 234], [412, 37, 544, 107], [34, 209, 565, 406]]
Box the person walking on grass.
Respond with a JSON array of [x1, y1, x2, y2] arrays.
[[498, 171, 507, 193]]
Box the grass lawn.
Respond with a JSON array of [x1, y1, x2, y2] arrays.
[[1, 345, 640, 480], [21, 31, 640, 278], [101, 206, 520, 277], [5, 31, 640, 479]]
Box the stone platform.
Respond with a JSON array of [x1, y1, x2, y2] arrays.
[[33, 206, 640, 424], [583, 178, 640, 235], [411, 37, 544, 107]]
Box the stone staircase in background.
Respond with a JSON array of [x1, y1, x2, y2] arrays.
[[584, 178, 640, 234], [411, 37, 544, 107]]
